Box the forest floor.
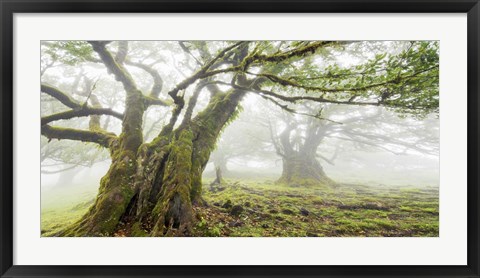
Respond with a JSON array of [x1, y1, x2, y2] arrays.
[[196, 179, 439, 237], [41, 179, 439, 237]]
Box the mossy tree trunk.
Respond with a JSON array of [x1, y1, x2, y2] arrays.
[[210, 166, 225, 186], [131, 89, 246, 236], [274, 120, 335, 187], [278, 152, 334, 187], [212, 153, 229, 176]]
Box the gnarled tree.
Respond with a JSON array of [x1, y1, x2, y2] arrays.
[[268, 103, 439, 187]]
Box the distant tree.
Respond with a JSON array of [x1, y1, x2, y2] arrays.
[[268, 103, 438, 187]]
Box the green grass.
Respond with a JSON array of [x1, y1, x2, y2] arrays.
[[41, 179, 439, 237], [41, 184, 97, 236], [197, 179, 439, 237]]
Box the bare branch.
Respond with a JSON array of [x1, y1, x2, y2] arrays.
[[178, 41, 202, 66], [115, 41, 129, 64], [144, 96, 171, 107], [126, 60, 164, 98], [41, 165, 79, 174], [41, 125, 117, 148], [41, 84, 81, 109], [88, 41, 138, 92], [41, 107, 124, 126], [166, 42, 246, 100]]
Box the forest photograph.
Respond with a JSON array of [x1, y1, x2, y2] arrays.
[[40, 40, 439, 237]]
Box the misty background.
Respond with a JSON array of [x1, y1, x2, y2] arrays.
[[41, 41, 439, 192]]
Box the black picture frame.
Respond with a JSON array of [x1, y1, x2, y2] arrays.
[[1, 1, 479, 277]]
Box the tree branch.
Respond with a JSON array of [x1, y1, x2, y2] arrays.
[[166, 41, 246, 100], [88, 41, 138, 92], [242, 41, 336, 68], [144, 96, 171, 107], [178, 41, 203, 66], [218, 81, 432, 110], [41, 107, 124, 126], [41, 164, 79, 174], [246, 65, 438, 94], [41, 84, 81, 109], [126, 60, 164, 98], [115, 41, 129, 64], [41, 125, 117, 148]]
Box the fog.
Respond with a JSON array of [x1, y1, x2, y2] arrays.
[[41, 41, 439, 189], [41, 94, 439, 189]]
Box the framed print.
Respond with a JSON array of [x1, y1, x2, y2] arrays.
[[1, 0, 479, 277]]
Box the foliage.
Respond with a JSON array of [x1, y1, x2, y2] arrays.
[[254, 41, 439, 117], [43, 41, 96, 66]]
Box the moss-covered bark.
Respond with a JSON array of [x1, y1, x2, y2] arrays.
[[277, 152, 335, 188], [274, 118, 336, 188], [150, 129, 195, 236], [189, 89, 245, 200], [59, 149, 137, 236]]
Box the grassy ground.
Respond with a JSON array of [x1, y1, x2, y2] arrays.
[[195, 179, 439, 237], [41, 179, 439, 237], [41, 183, 98, 236]]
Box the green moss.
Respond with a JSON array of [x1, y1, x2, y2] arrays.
[[120, 92, 145, 152], [193, 218, 224, 237], [44, 178, 439, 237], [130, 222, 149, 237], [200, 179, 439, 237], [41, 125, 117, 149], [276, 176, 334, 190], [187, 91, 246, 201], [276, 155, 336, 188], [150, 129, 196, 235], [147, 135, 170, 150], [57, 146, 140, 236]]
